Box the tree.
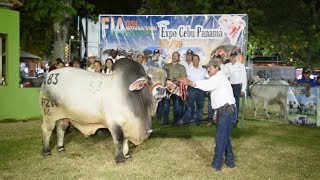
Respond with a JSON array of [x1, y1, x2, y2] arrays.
[[21, 0, 93, 61]]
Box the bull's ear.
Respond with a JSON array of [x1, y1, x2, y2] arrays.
[[129, 77, 146, 91]]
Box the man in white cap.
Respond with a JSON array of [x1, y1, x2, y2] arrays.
[[207, 54, 231, 126], [184, 54, 207, 125], [179, 59, 237, 171], [225, 51, 247, 126], [180, 49, 194, 69], [147, 49, 164, 68]]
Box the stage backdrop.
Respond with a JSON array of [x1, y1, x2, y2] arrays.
[[98, 14, 248, 65]]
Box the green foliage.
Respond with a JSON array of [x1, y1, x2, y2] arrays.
[[20, 0, 94, 58]]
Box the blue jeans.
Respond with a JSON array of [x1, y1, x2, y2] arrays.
[[211, 104, 237, 170], [157, 94, 184, 124], [156, 98, 168, 124], [184, 86, 205, 124], [231, 84, 242, 121]]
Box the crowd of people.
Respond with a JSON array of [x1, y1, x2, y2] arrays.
[[143, 49, 247, 128]]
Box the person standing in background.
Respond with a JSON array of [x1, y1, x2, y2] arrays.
[[86, 54, 98, 72], [180, 49, 194, 70], [104, 58, 114, 74], [70, 59, 81, 68], [147, 49, 165, 68], [184, 54, 207, 125], [158, 52, 187, 125], [136, 53, 148, 71], [93, 60, 103, 73], [225, 51, 247, 126]]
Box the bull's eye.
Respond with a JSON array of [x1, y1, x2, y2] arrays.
[[156, 87, 161, 91]]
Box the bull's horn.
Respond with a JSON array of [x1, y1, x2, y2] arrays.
[[146, 129, 153, 134], [147, 73, 153, 78]]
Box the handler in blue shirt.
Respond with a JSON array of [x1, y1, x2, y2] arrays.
[[297, 69, 313, 86], [312, 76, 320, 86]]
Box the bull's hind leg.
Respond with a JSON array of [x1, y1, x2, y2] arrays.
[[253, 106, 258, 118], [111, 125, 125, 163], [42, 119, 56, 156], [252, 98, 258, 118], [279, 99, 286, 117], [56, 120, 66, 153], [123, 139, 131, 159], [264, 101, 270, 118]]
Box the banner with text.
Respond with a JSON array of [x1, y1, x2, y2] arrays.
[[99, 14, 248, 64]]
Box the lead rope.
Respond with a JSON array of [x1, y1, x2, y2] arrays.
[[179, 81, 187, 101]]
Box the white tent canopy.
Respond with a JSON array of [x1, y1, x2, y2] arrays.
[[20, 50, 41, 59], [2, 50, 41, 60]]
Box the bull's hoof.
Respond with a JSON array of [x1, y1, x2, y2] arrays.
[[42, 149, 51, 156], [124, 154, 131, 159], [58, 146, 65, 153], [115, 156, 125, 164]]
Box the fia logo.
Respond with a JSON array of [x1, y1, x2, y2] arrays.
[[101, 17, 126, 38]]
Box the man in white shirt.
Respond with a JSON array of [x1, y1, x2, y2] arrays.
[[225, 51, 247, 125], [215, 54, 231, 78], [180, 49, 194, 69], [180, 59, 237, 171], [207, 54, 231, 126], [184, 54, 207, 125]]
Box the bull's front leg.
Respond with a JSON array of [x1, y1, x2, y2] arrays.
[[123, 139, 131, 159], [253, 106, 258, 118], [279, 99, 286, 117], [252, 97, 258, 118], [111, 125, 125, 163]]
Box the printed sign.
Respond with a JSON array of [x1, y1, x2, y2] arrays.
[[98, 14, 248, 64]]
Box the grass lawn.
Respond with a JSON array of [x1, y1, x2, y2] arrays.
[[0, 117, 319, 179]]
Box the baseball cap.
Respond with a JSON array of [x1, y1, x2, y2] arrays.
[[153, 49, 160, 54], [87, 53, 97, 59], [186, 49, 194, 55], [202, 60, 221, 68], [230, 51, 238, 56], [303, 69, 310, 74]]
